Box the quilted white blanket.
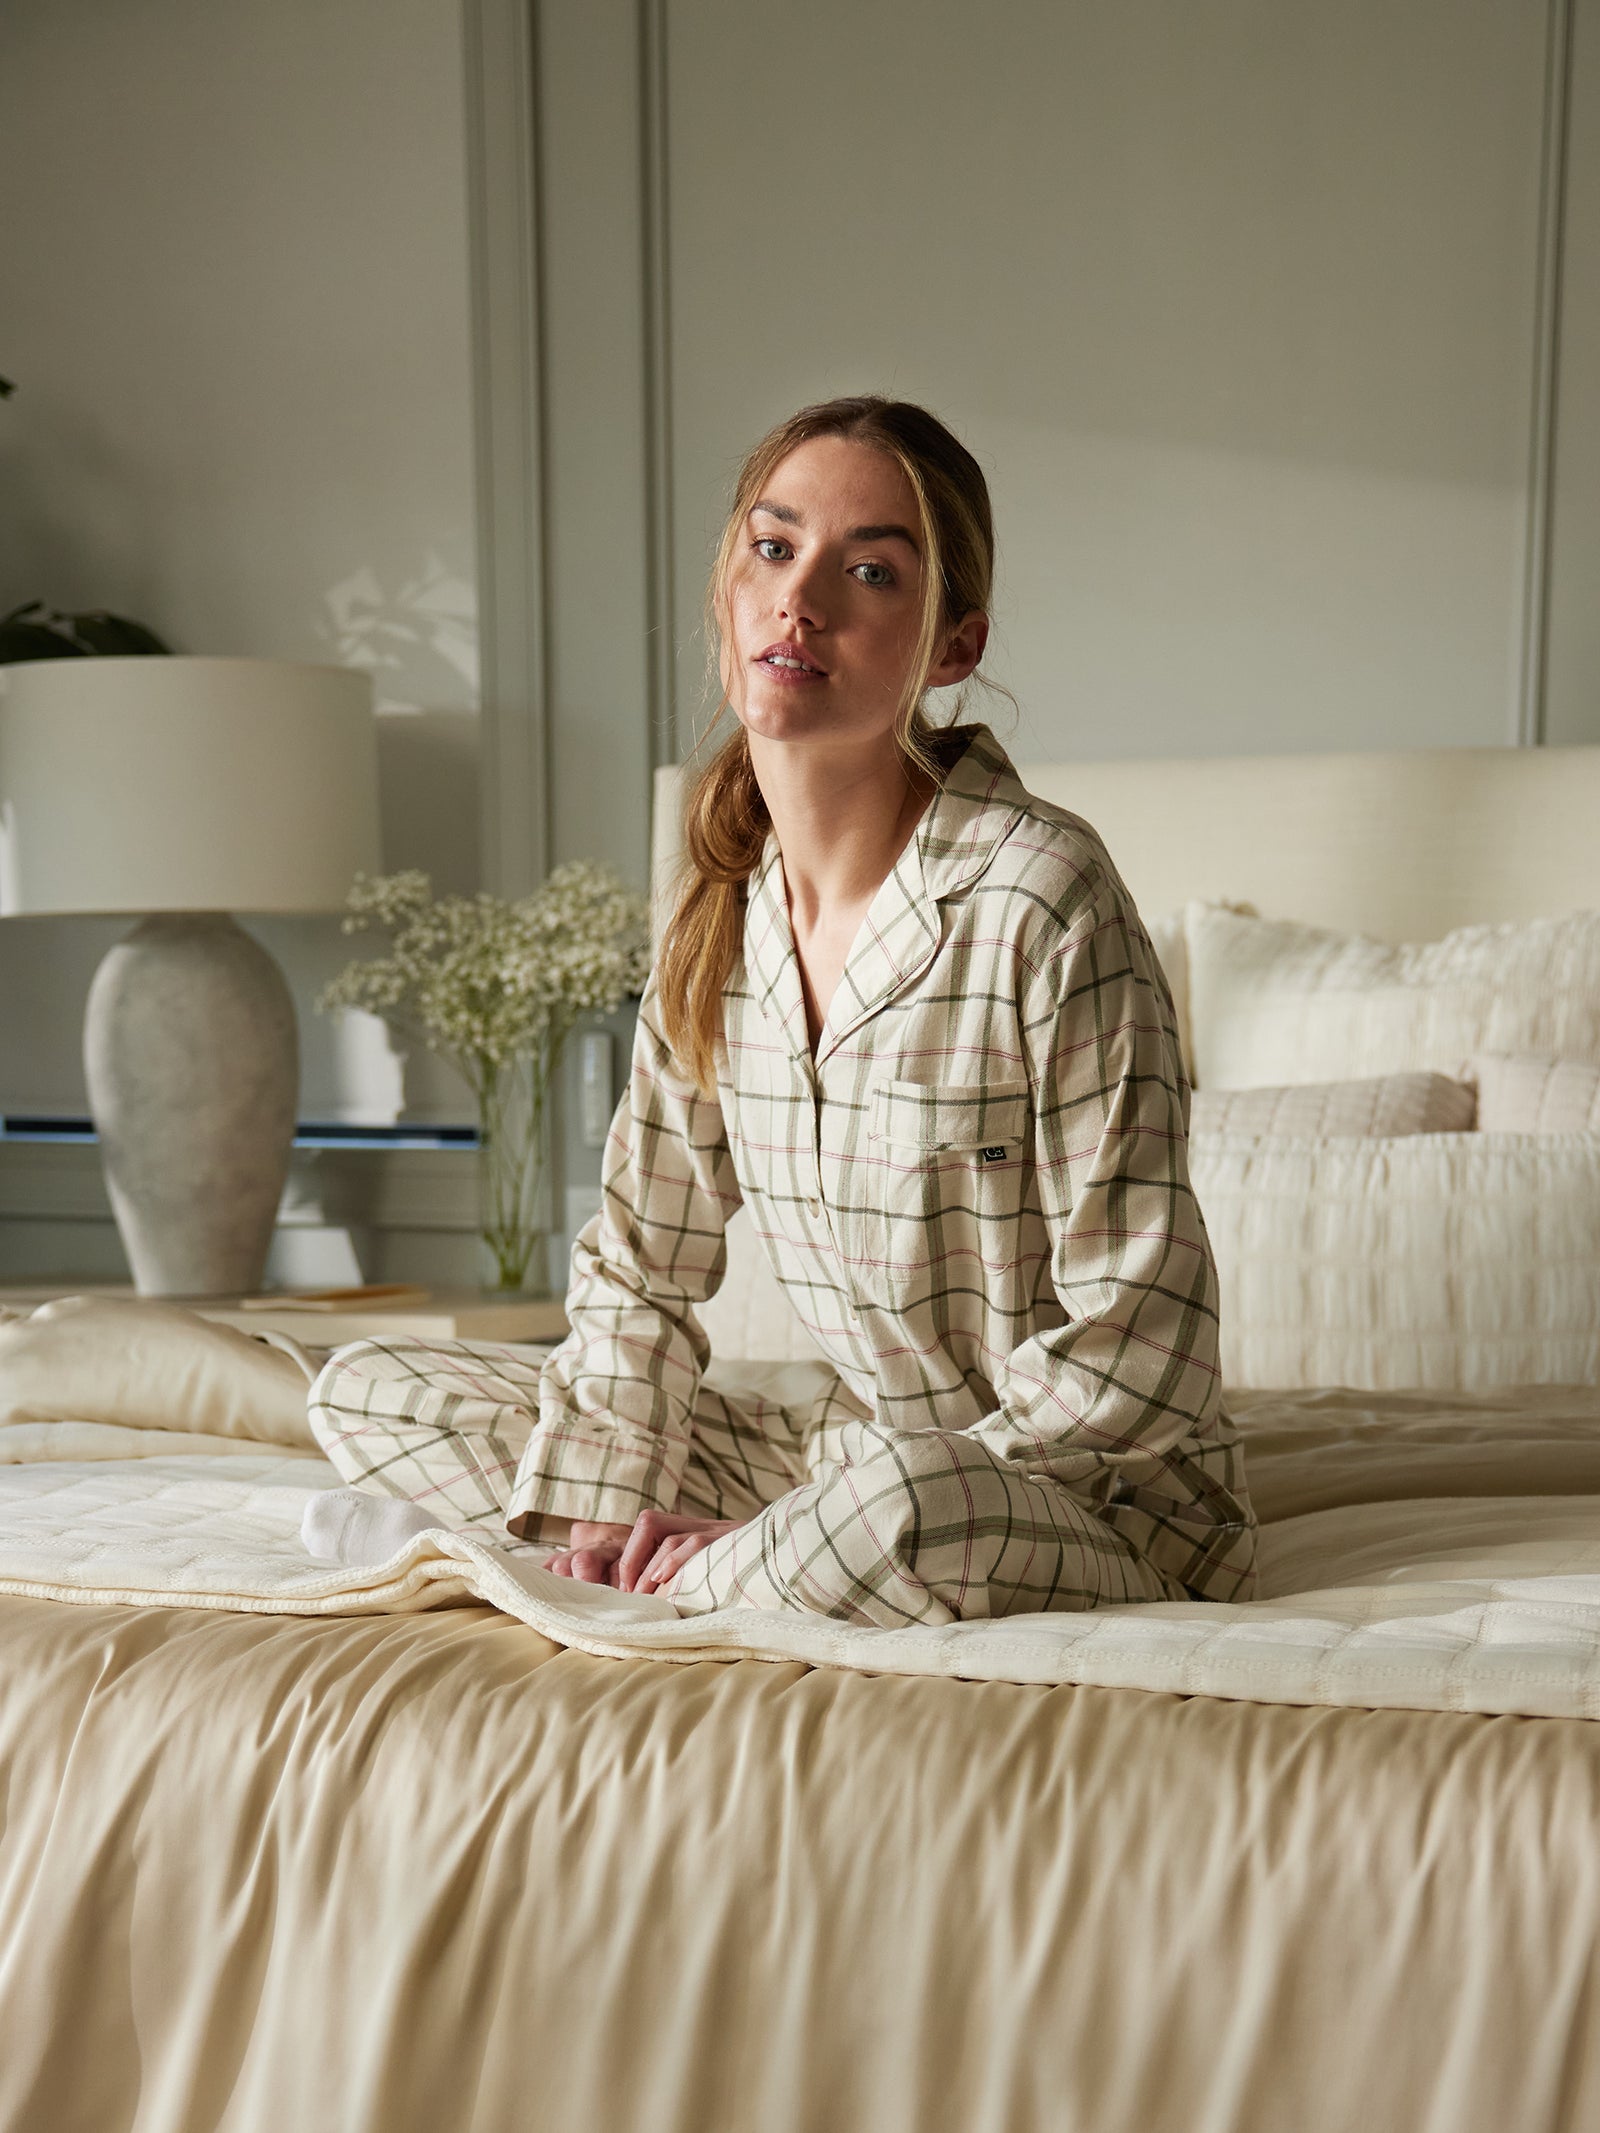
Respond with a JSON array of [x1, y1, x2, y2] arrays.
[[4, 1381, 1600, 1720]]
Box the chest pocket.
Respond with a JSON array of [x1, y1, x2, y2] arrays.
[[850, 1078, 1033, 1308]]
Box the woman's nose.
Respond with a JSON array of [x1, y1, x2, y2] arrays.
[[776, 559, 825, 630]]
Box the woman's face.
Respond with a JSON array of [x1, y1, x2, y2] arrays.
[[719, 434, 985, 753]]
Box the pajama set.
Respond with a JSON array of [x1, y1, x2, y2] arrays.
[[310, 724, 1258, 1627]]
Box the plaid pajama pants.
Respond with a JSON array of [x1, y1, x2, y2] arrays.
[[307, 1337, 1189, 1627]]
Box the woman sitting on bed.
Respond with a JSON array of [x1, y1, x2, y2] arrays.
[[306, 394, 1257, 1625]]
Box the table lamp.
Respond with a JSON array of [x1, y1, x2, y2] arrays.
[[0, 656, 380, 1297]]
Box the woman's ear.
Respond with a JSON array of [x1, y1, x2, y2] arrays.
[[928, 610, 990, 690]]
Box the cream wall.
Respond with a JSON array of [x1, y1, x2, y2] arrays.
[[660, 0, 1558, 765]]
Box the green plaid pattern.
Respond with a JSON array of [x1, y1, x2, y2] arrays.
[[308, 1336, 548, 1533], [518, 722, 1255, 1609], [312, 724, 1257, 1620], [666, 1399, 1189, 1624], [308, 1342, 1187, 1621]]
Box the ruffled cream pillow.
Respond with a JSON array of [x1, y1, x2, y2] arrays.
[[1185, 902, 1600, 1091], [1143, 901, 1254, 1085], [1189, 1133, 1600, 1390], [0, 1296, 318, 1447]]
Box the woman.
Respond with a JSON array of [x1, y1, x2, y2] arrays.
[[306, 395, 1256, 1626]]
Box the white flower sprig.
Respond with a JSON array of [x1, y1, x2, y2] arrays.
[[318, 862, 651, 1093]]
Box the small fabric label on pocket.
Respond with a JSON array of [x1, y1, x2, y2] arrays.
[[979, 1146, 1009, 1163]]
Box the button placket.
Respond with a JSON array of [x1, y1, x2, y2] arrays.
[[810, 1061, 851, 1250]]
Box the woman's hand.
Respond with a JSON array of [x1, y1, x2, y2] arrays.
[[545, 1512, 739, 1593], [544, 1521, 634, 1583], [617, 1511, 740, 1594]]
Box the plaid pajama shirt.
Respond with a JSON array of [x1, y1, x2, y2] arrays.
[[310, 723, 1257, 1625]]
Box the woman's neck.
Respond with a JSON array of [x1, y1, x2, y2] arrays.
[[748, 733, 938, 934]]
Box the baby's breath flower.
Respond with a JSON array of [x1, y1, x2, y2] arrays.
[[320, 863, 649, 1289], [318, 863, 651, 1089]]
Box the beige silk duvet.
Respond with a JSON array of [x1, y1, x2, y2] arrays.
[[0, 1384, 1599, 2132]]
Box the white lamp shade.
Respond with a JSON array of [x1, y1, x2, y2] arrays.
[[0, 656, 381, 915]]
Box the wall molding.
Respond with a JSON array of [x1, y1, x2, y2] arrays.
[[464, 0, 550, 893], [638, 0, 677, 769], [1517, 0, 1576, 746]]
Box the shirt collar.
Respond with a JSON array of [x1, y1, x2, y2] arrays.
[[916, 722, 1033, 902], [742, 723, 1030, 1065]]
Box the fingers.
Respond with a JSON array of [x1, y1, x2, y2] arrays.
[[554, 1513, 743, 1593], [636, 1532, 712, 1595], [569, 1545, 623, 1583], [617, 1510, 676, 1592], [545, 1543, 624, 1583]]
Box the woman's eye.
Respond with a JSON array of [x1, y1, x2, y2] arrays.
[[852, 561, 894, 588], [753, 538, 790, 562]]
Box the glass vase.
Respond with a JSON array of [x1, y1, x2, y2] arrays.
[[476, 1052, 550, 1297]]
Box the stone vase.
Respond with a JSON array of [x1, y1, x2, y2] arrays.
[[84, 913, 298, 1297]]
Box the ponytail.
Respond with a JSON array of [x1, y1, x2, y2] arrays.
[[657, 727, 770, 1093]]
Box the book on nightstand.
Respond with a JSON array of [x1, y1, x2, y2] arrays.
[[237, 1284, 433, 1311]]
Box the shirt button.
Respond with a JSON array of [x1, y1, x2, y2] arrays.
[[806, 1196, 822, 1218]]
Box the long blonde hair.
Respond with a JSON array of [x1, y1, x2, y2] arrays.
[[657, 395, 998, 1092]]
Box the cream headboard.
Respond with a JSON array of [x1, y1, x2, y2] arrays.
[[655, 745, 1600, 943], [652, 745, 1600, 1372]]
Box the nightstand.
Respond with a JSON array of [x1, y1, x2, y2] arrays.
[[0, 1284, 567, 1348]]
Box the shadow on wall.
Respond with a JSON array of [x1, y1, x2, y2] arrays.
[[319, 556, 478, 719]]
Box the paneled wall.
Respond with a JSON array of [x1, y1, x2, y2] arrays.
[[666, 1, 1548, 762], [1548, 0, 1600, 742], [0, 0, 486, 1281], [523, 0, 1597, 902], [0, 0, 482, 1129]]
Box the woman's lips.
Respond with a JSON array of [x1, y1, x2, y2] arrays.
[[754, 644, 827, 686]]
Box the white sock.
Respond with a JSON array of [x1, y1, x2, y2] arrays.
[[302, 1489, 448, 1567]]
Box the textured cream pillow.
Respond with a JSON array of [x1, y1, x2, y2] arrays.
[[1468, 1054, 1600, 1133], [1186, 902, 1600, 1090], [1143, 910, 1190, 1074], [1190, 1071, 1476, 1138], [1189, 1133, 1600, 1391], [0, 1296, 318, 1447]]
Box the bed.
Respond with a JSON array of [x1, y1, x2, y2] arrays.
[[1, 740, 1598, 2133]]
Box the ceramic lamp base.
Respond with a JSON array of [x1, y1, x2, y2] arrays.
[[84, 913, 298, 1297]]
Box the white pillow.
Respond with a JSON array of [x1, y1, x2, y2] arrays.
[[1190, 1071, 1475, 1139], [0, 1296, 318, 1447], [1468, 1054, 1600, 1134], [1143, 909, 1191, 1076], [1189, 1133, 1600, 1391], [1185, 902, 1600, 1091], [1142, 901, 1259, 1086]]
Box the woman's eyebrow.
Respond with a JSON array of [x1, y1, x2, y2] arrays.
[[848, 522, 919, 549], [749, 500, 920, 550]]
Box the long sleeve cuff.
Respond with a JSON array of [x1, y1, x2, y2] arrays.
[[505, 1407, 689, 1532]]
